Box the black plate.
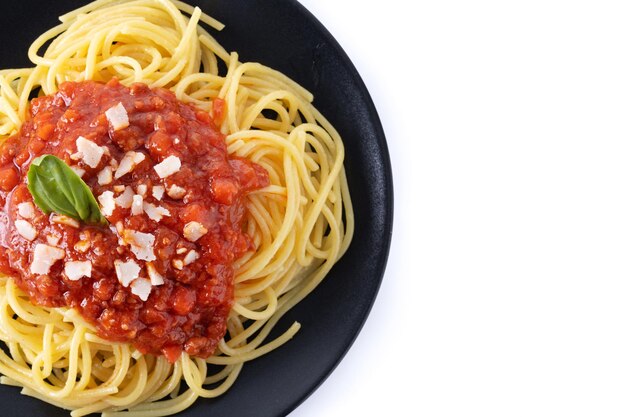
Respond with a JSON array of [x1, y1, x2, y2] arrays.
[[0, 1, 393, 416]]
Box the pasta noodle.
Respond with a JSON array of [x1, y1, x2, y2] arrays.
[[0, 0, 354, 415]]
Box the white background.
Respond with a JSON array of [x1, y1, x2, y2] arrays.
[[294, 1, 626, 416]]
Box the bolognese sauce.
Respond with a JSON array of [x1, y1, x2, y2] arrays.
[[0, 79, 268, 362]]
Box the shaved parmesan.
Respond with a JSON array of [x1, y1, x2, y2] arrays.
[[183, 250, 199, 265], [15, 220, 37, 241], [114, 259, 141, 287], [154, 155, 181, 178], [167, 184, 186, 200], [146, 262, 164, 286], [74, 240, 90, 252], [122, 230, 156, 261], [70, 166, 86, 178], [30, 244, 65, 275], [115, 186, 134, 208], [76, 136, 105, 168], [131, 195, 144, 215], [137, 184, 148, 196], [64, 261, 92, 281], [98, 191, 115, 216], [105, 102, 129, 131], [143, 202, 170, 222], [51, 214, 80, 228], [97, 166, 113, 185], [183, 221, 207, 242], [172, 259, 184, 270], [130, 278, 152, 301], [115, 151, 145, 179], [17, 202, 35, 219], [152, 186, 165, 200], [47, 235, 60, 246]]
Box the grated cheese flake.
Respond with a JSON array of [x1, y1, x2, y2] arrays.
[[15, 220, 37, 241], [97, 166, 113, 185], [146, 262, 165, 286], [154, 155, 181, 178], [30, 244, 65, 275], [114, 259, 141, 287], [115, 151, 145, 179], [51, 214, 80, 228], [17, 202, 35, 219], [76, 136, 105, 168], [152, 185, 165, 200], [143, 202, 170, 222], [167, 184, 186, 200], [183, 250, 199, 265], [64, 261, 92, 281], [130, 278, 152, 301], [98, 191, 115, 216], [105, 102, 130, 131], [122, 230, 156, 261], [115, 186, 134, 208], [183, 221, 208, 242], [131, 195, 144, 215]]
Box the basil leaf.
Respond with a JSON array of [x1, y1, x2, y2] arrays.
[[27, 155, 108, 226]]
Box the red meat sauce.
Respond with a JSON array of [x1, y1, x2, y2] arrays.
[[0, 79, 268, 363]]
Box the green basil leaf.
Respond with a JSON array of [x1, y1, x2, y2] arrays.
[[27, 155, 108, 226]]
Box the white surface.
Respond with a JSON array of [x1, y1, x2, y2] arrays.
[[294, 1, 626, 416]]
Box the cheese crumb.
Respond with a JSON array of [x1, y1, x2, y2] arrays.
[[152, 186, 165, 200], [51, 214, 80, 228], [154, 155, 181, 178], [137, 184, 148, 196], [131, 195, 144, 215], [146, 262, 164, 286], [15, 220, 37, 241], [183, 250, 199, 265], [64, 261, 92, 281], [172, 259, 184, 270], [70, 166, 86, 178], [74, 240, 90, 252], [115, 186, 134, 208], [183, 221, 208, 242], [130, 278, 152, 301], [97, 166, 113, 185], [114, 259, 141, 287], [143, 202, 170, 222], [76, 136, 105, 168], [105, 102, 130, 131], [115, 151, 145, 179], [47, 235, 60, 246], [167, 184, 186, 200], [122, 230, 156, 261], [98, 191, 115, 216], [17, 202, 35, 219], [30, 244, 65, 275]]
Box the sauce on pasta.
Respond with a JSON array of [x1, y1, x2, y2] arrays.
[[0, 79, 269, 362]]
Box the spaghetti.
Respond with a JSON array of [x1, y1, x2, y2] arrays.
[[0, 0, 353, 415]]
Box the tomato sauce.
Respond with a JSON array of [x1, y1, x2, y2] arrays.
[[0, 79, 268, 362]]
